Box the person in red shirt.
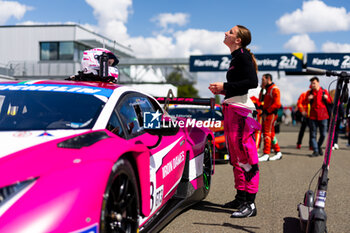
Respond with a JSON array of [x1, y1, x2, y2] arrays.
[[296, 90, 311, 149], [258, 73, 282, 161], [307, 77, 332, 157]]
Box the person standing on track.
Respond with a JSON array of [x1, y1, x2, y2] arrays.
[[296, 90, 312, 150], [307, 77, 332, 157], [258, 73, 283, 162], [209, 25, 260, 218]]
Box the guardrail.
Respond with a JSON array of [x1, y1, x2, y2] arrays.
[[8, 61, 81, 77]]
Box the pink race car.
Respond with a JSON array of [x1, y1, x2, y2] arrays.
[[0, 80, 214, 233]]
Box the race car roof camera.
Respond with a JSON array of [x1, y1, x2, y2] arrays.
[[99, 52, 109, 79]]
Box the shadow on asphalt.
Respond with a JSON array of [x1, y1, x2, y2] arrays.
[[192, 201, 261, 232], [192, 202, 303, 233], [276, 145, 314, 157], [192, 200, 233, 214], [193, 222, 260, 233], [283, 217, 303, 233], [281, 151, 312, 157]]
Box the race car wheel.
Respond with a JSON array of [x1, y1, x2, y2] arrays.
[[101, 158, 140, 233], [202, 139, 213, 197]]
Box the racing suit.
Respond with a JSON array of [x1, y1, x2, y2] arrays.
[[223, 47, 260, 194], [261, 83, 281, 155], [223, 102, 261, 193], [296, 91, 311, 147], [251, 93, 263, 150]]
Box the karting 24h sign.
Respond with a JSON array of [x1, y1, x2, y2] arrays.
[[307, 53, 350, 70], [189, 53, 304, 72]]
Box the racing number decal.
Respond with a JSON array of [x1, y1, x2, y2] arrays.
[[150, 182, 163, 211], [155, 188, 163, 207], [150, 182, 154, 209]]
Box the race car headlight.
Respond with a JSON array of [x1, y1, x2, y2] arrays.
[[0, 178, 37, 207]]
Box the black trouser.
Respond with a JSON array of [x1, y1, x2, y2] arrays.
[[297, 116, 311, 146], [236, 189, 256, 204]]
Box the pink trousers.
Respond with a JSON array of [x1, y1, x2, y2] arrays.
[[223, 104, 261, 193]]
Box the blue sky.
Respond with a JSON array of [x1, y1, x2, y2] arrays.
[[3, 0, 350, 55], [1, 0, 350, 104]]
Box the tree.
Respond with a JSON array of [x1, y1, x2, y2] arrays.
[[178, 84, 199, 98], [215, 94, 221, 104], [166, 70, 199, 98]]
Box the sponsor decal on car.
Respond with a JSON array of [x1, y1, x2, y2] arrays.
[[37, 132, 53, 137], [12, 131, 32, 137], [0, 84, 113, 97], [162, 151, 185, 179]]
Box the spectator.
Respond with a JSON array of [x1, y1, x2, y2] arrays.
[[258, 73, 283, 161], [251, 88, 264, 151], [307, 77, 332, 157], [296, 90, 312, 150]]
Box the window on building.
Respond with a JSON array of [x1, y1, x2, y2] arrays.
[[40, 42, 58, 60], [59, 42, 74, 60], [74, 43, 90, 61], [40, 41, 86, 61]]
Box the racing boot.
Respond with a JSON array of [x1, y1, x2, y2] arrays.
[[223, 189, 246, 209], [269, 151, 282, 161], [230, 202, 257, 218], [258, 154, 269, 162], [230, 192, 257, 218]]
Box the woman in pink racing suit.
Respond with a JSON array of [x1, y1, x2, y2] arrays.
[[209, 25, 260, 218]]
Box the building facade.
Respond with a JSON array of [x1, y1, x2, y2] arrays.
[[0, 24, 134, 80]]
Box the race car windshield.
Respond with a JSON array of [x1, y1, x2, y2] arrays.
[[0, 91, 105, 131], [168, 108, 223, 121]]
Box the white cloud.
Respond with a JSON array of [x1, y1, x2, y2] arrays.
[[284, 34, 316, 52], [0, 0, 32, 25], [126, 29, 227, 58], [151, 13, 189, 29], [173, 29, 227, 57], [127, 35, 177, 58], [276, 0, 350, 34], [83, 0, 228, 58], [322, 41, 350, 52], [85, 0, 132, 42]]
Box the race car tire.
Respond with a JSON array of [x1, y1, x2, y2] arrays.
[[202, 139, 213, 198], [100, 158, 140, 233]]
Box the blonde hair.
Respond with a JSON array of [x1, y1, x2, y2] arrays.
[[236, 25, 258, 73]]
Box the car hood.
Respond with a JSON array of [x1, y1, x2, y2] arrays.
[[0, 130, 88, 159], [0, 129, 91, 187]]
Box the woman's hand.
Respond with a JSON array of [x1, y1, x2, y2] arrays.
[[209, 82, 225, 95]]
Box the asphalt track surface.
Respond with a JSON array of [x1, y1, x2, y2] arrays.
[[161, 126, 350, 233]]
